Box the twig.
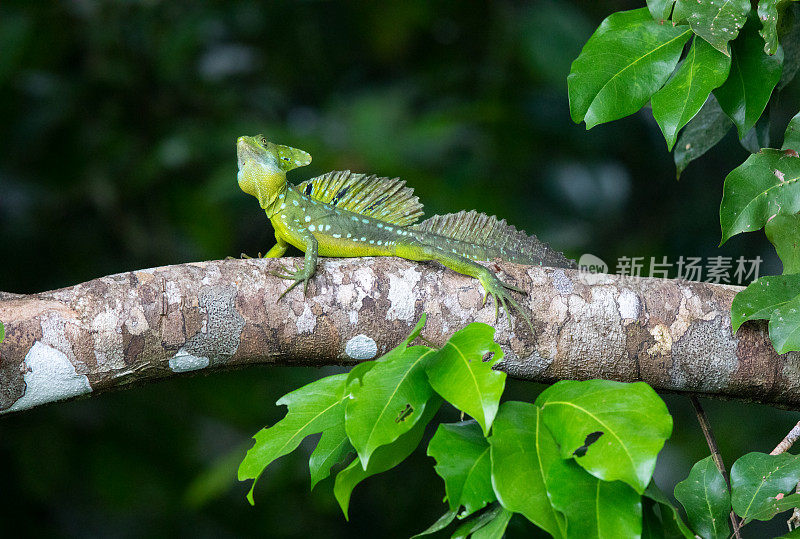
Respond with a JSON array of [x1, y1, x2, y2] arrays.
[[770, 420, 800, 531], [771, 421, 800, 456], [689, 395, 742, 539]]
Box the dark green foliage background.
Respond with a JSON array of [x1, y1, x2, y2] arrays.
[[0, 1, 798, 536]]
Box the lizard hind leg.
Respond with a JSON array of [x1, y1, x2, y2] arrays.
[[479, 272, 535, 333]]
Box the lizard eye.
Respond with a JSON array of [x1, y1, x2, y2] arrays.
[[260, 137, 267, 145]]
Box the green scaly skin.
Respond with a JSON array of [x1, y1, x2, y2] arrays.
[[236, 135, 569, 329]]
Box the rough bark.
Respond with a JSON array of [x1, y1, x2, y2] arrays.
[[0, 257, 797, 415]]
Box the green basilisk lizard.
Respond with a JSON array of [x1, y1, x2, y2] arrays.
[[236, 135, 575, 328]]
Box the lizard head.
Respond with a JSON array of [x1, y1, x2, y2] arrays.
[[236, 135, 311, 210]]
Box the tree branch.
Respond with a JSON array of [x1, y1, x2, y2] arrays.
[[0, 257, 797, 414]]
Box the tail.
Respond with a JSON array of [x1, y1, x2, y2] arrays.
[[411, 210, 576, 269]]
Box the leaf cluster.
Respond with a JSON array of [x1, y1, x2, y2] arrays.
[[569, 1, 800, 354], [674, 451, 800, 538], [569, 1, 800, 175], [238, 316, 694, 538]]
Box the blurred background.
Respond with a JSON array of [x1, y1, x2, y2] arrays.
[[1, 0, 797, 536]]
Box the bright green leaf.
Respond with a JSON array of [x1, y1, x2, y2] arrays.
[[411, 508, 458, 538], [424, 323, 505, 436], [238, 373, 348, 504], [719, 149, 800, 244], [451, 503, 509, 539], [714, 23, 783, 138], [771, 292, 800, 353], [731, 274, 800, 332], [536, 379, 673, 494], [643, 482, 696, 539], [488, 401, 565, 538], [648, 0, 676, 20], [652, 36, 731, 150], [673, 456, 731, 539], [470, 506, 513, 539], [309, 423, 352, 490], [0, 321, 4, 344], [427, 421, 494, 517], [334, 397, 442, 519], [547, 458, 642, 539], [731, 452, 800, 522], [759, 0, 781, 54], [567, 8, 691, 129], [674, 0, 750, 55], [766, 212, 800, 274], [345, 345, 435, 469], [783, 111, 800, 153], [674, 95, 733, 176]]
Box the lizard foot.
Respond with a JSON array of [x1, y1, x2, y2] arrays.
[[480, 275, 533, 333], [225, 252, 264, 260], [270, 262, 313, 300]]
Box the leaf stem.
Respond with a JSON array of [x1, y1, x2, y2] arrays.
[[689, 395, 742, 539]]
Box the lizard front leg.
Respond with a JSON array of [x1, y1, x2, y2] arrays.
[[270, 229, 318, 300], [264, 237, 289, 258]]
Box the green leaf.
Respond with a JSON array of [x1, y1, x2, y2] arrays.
[[642, 498, 664, 539], [748, 491, 800, 520], [759, 0, 781, 54], [674, 95, 733, 177], [731, 452, 800, 522], [411, 508, 458, 538], [345, 345, 435, 469], [652, 36, 731, 150], [0, 321, 4, 344], [451, 503, 510, 539], [547, 458, 642, 539], [648, 0, 676, 21], [714, 22, 783, 138], [488, 401, 565, 538], [567, 8, 692, 129], [309, 422, 352, 490], [334, 397, 442, 519], [731, 274, 800, 331], [777, 3, 800, 90], [238, 373, 348, 504], [771, 292, 800, 353], [427, 421, 494, 517], [673, 0, 750, 55], [470, 507, 513, 539], [643, 482, 696, 539], [536, 379, 673, 494], [766, 212, 800, 274], [719, 149, 800, 244], [673, 456, 731, 539], [783, 111, 800, 153], [424, 323, 505, 436]]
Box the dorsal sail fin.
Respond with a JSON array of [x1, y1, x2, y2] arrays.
[[412, 210, 576, 268], [296, 170, 424, 226]]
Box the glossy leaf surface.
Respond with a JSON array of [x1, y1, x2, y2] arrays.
[[673, 456, 731, 539], [488, 401, 565, 538], [714, 24, 783, 138], [652, 36, 731, 150], [568, 8, 691, 129], [238, 373, 348, 503], [547, 458, 642, 539], [674, 0, 750, 55], [427, 421, 494, 517], [424, 323, 505, 435], [719, 149, 800, 244]]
